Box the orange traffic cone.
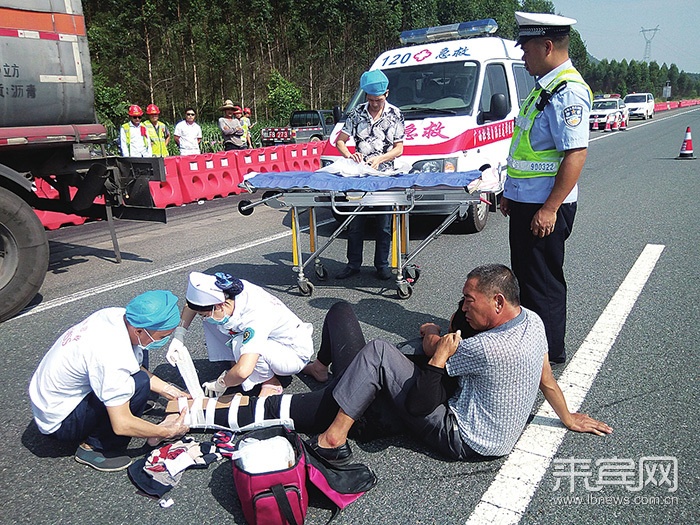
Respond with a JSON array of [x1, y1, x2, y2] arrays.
[[592, 120, 599, 131], [603, 119, 611, 132], [611, 117, 619, 131], [619, 117, 627, 131], [677, 126, 696, 160]]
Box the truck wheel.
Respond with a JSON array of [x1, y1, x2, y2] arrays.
[[0, 187, 49, 322]]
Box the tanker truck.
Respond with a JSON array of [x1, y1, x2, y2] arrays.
[[0, 0, 165, 322]]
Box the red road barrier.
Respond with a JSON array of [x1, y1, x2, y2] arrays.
[[236, 146, 286, 176], [33, 178, 86, 230], [284, 141, 326, 171], [149, 156, 185, 208], [178, 152, 240, 202]]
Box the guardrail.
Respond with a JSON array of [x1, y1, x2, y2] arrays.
[[35, 141, 328, 229]]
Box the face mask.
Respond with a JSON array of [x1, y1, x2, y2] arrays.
[[205, 305, 231, 326], [137, 331, 171, 351]]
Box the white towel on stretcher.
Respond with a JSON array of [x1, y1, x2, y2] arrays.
[[316, 158, 410, 177]]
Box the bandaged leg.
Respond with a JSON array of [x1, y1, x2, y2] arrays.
[[166, 386, 339, 435], [165, 394, 294, 432]]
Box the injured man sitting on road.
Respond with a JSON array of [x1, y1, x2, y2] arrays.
[[171, 264, 612, 464]]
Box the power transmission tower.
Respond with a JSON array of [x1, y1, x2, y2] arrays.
[[640, 26, 660, 62]]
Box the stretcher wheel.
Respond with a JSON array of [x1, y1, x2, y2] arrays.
[[397, 282, 413, 299], [315, 265, 328, 281], [238, 199, 254, 216], [298, 281, 314, 296]]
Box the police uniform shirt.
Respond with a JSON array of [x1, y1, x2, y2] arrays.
[[504, 59, 591, 205]]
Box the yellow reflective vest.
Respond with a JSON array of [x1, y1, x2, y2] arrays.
[[144, 120, 170, 157], [508, 68, 592, 179]]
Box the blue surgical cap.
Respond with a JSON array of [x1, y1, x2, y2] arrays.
[[125, 290, 180, 331], [360, 70, 389, 96]]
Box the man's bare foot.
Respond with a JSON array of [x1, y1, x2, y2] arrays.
[[301, 360, 329, 382]]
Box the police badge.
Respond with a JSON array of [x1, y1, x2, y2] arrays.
[[563, 105, 584, 127]]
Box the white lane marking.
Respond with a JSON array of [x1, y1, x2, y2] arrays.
[[15, 219, 335, 320], [589, 106, 700, 143], [466, 243, 665, 525]]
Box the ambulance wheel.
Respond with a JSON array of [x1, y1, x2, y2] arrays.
[[453, 199, 488, 234], [238, 199, 254, 216], [298, 280, 314, 296], [397, 282, 413, 299], [0, 187, 49, 322], [314, 265, 328, 281]]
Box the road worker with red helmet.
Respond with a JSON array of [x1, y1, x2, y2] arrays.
[[144, 104, 170, 157], [120, 105, 153, 157]]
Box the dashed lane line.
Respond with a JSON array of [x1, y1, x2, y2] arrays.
[[14, 219, 336, 320]]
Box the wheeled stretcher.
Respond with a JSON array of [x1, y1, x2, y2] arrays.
[[237, 170, 494, 299]]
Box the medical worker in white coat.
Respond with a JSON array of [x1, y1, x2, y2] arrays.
[[167, 272, 314, 397]]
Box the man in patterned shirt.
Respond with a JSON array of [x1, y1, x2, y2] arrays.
[[335, 69, 405, 281], [310, 264, 611, 462]]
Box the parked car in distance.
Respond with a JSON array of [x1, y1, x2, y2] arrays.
[[261, 110, 335, 147], [590, 96, 629, 130], [623, 92, 655, 120]]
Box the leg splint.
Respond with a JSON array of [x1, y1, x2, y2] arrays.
[[165, 394, 295, 432]]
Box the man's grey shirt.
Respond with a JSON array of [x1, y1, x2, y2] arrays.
[[446, 308, 547, 456]]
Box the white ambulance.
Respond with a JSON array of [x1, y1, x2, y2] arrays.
[[321, 19, 535, 232]]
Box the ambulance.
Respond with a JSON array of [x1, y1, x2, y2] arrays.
[[321, 19, 535, 232]]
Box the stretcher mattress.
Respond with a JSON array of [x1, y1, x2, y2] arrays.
[[244, 170, 483, 192]]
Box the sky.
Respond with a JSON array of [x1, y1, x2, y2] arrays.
[[552, 0, 700, 74]]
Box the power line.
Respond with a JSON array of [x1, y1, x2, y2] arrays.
[[640, 26, 660, 62]]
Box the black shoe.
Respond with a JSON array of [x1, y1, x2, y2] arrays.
[[336, 267, 360, 280], [376, 267, 393, 280], [549, 354, 566, 366], [305, 436, 353, 467], [75, 444, 132, 472]]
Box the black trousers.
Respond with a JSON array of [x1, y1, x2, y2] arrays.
[[508, 201, 576, 361], [213, 301, 366, 433]]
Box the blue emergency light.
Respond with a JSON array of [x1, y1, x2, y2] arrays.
[[399, 19, 498, 45]]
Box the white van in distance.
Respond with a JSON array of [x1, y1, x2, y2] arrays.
[[321, 19, 535, 232], [623, 92, 655, 120]]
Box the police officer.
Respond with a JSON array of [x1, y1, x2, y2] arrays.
[[500, 12, 592, 365]]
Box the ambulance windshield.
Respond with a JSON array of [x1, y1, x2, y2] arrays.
[[344, 62, 479, 117]]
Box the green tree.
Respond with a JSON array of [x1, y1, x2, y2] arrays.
[[266, 69, 303, 124]]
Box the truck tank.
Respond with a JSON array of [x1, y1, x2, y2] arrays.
[[0, 0, 96, 126], [0, 0, 166, 322]]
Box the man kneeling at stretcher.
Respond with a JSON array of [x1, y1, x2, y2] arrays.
[[172, 264, 612, 464]]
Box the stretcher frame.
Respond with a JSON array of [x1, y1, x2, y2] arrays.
[[237, 175, 492, 299]]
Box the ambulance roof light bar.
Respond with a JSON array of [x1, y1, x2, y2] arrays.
[[399, 19, 498, 45]]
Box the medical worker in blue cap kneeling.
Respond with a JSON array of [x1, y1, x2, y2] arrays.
[[29, 291, 190, 472], [334, 69, 405, 281]]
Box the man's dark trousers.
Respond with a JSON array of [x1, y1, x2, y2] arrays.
[[508, 201, 576, 362]]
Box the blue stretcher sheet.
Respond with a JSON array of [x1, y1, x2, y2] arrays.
[[245, 170, 482, 192]]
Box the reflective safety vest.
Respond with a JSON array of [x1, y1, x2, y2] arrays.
[[507, 67, 592, 179], [144, 120, 169, 157], [121, 122, 150, 152]]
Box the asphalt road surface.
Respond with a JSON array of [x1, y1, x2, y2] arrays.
[[1, 108, 698, 524]]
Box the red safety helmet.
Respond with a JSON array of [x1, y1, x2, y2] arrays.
[[128, 104, 144, 117], [243, 107, 251, 115], [145, 104, 160, 115]]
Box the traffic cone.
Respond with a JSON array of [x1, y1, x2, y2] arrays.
[[676, 126, 696, 160], [619, 117, 627, 131], [592, 120, 599, 131], [603, 118, 611, 132], [611, 117, 619, 131]]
